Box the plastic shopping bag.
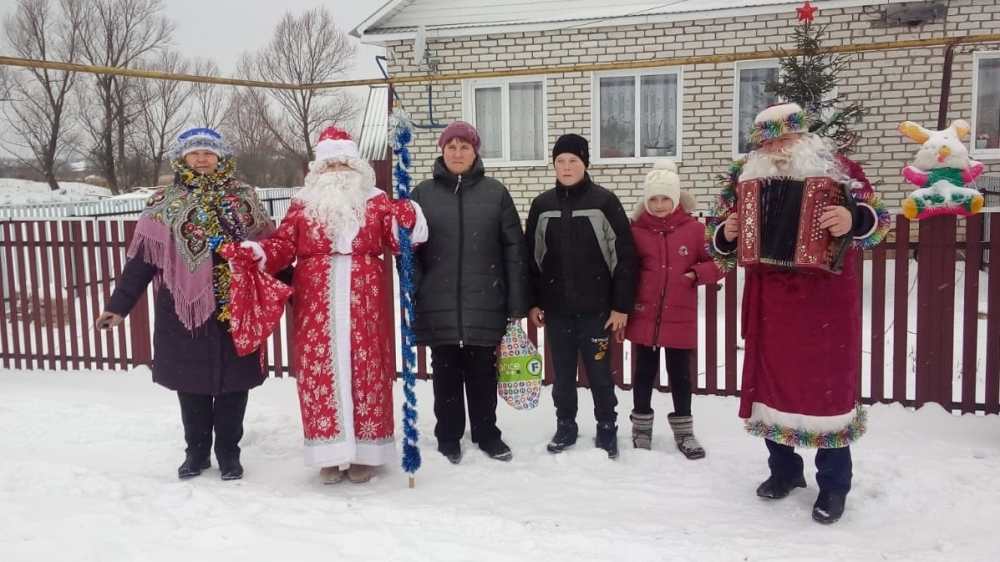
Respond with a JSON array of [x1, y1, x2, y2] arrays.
[[497, 322, 543, 410]]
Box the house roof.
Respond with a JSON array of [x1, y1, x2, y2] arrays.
[[351, 0, 909, 43]]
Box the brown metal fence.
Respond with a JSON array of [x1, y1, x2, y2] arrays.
[[2, 213, 999, 414]]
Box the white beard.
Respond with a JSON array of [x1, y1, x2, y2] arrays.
[[740, 135, 849, 183], [294, 170, 370, 241]]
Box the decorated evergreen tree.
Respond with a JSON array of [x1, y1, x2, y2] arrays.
[[765, 1, 865, 154]]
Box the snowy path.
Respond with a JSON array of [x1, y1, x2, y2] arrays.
[[1, 369, 998, 561]]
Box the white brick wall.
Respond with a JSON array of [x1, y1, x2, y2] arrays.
[[383, 0, 1000, 217]]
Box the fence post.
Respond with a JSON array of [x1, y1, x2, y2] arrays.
[[914, 216, 957, 409]]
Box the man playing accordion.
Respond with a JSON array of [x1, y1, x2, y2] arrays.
[[707, 102, 890, 524]]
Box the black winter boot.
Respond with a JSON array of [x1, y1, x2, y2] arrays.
[[177, 392, 213, 480], [812, 491, 847, 524], [438, 441, 462, 465], [213, 392, 249, 481], [480, 438, 512, 461], [218, 456, 244, 481], [595, 422, 619, 460], [546, 419, 579, 453], [177, 455, 211, 479], [756, 474, 808, 499], [630, 410, 654, 450]]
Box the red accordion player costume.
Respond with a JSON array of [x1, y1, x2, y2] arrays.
[[708, 149, 890, 449]]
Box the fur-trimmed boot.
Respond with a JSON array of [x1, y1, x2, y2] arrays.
[[630, 411, 654, 450], [668, 414, 705, 459]]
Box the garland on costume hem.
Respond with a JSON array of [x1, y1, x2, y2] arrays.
[[744, 404, 867, 448], [171, 156, 244, 325], [388, 109, 421, 477], [748, 109, 810, 147]]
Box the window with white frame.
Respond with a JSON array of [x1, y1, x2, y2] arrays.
[[463, 78, 546, 163], [734, 61, 780, 155], [593, 69, 681, 161], [973, 52, 1000, 154]]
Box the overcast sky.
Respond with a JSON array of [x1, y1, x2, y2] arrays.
[[1, 0, 386, 79], [0, 0, 388, 159]]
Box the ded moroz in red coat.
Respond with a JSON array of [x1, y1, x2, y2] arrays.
[[624, 191, 724, 350], [705, 155, 891, 449], [256, 188, 427, 469]]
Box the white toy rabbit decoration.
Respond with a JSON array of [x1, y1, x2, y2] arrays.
[[899, 119, 985, 220]]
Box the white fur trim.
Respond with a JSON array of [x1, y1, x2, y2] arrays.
[[713, 226, 734, 255], [749, 402, 857, 434], [754, 102, 805, 125], [852, 203, 879, 240], [315, 138, 359, 162]]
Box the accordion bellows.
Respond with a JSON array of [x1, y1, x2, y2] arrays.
[[737, 177, 856, 273]]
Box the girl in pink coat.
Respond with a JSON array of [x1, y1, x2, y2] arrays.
[[619, 159, 724, 458]]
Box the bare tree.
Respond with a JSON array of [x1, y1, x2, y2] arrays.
[[0, 67, 15, 102], [129, 50, 191, 185], [77, 0, 172, 193], [221, 74, 279, 188], [241, 7, 362, 163], [2, 0, 85, 191], [189, 58, 227, 130]]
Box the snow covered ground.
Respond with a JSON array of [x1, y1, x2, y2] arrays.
[[1, 368, 998, 562], [0, 178, 112, 206]]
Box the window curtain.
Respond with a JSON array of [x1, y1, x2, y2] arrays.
[[976, 57, 1000, 149], [737, 67, 779, 154], [599, 77, 635, 158], [640, 74, 678, 156], [509, 82, 544, 161], [474, 87, 503, 159]]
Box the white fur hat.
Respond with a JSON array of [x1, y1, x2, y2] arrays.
[[749, 102, 810, 147], [308, 126, 375, 188], [644, 159, 681, 213]]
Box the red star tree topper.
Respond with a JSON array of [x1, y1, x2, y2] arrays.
[[796, 1, 818, 22]]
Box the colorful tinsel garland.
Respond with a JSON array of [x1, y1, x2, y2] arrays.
[[171, 156, 244, 324]]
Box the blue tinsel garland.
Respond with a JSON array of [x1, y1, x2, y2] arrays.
[[388, 109, 421, 479]]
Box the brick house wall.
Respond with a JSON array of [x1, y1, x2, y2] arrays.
[[381, 1, 1000, 219]]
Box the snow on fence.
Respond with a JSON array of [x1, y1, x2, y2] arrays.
[[2, 213, 999, 414], [0, 187, 298, 221]]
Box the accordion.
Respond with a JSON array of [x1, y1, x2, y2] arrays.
[[736, 177, 856, 273]]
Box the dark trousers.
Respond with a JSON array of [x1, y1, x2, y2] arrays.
[[765, 439, 853, 496], [545, 312, 618, 424], [177, 391, 249, 461], [431, 344, 501, 445], [631, 344, 692, 416]]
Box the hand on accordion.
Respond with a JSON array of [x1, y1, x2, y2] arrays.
[[819, 205, 852, 238], [723, 213, 740, 242]]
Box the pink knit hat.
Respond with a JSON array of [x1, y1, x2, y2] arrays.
[[438, 121, 481, 154]]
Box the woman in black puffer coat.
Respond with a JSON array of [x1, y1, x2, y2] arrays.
[[411, 121, 529, 465]]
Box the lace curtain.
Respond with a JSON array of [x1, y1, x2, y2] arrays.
[[474, 87, 503, 159], [976, 57, 1000, 149], [474, 81, 544, 161], [737, 67, 779, 154], [510, 82, 544, 161], [598, 73, 677, 158]]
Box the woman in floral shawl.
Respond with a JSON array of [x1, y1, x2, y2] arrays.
[[96, 128, 276, 482]]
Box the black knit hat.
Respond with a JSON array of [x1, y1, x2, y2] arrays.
[[552, 134, 590, 168]]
